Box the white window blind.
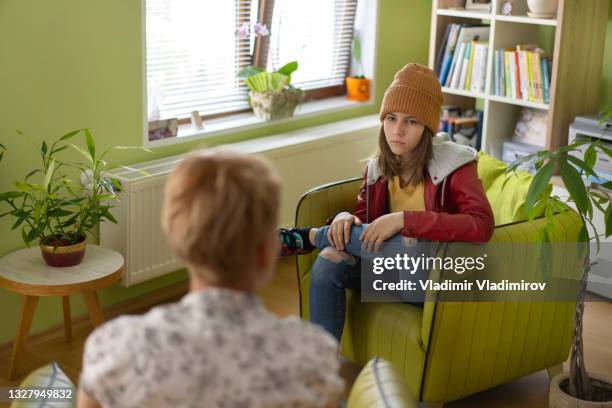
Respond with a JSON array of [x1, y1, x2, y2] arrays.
[[145, 0, 358, 123], [145, 0, 253, 120], [265, 0, 357, 90]]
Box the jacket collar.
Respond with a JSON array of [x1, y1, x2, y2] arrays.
[[366, 132, 478, 186]]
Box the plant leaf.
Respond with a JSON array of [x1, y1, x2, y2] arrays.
[[83, 128, 96, 159], [0, 191, 24, 200], [238, 65, 265, 78], [524, 161, 554, 218], [26, 227, 39, 244], [68, 143, 94, 163], [60, 129, 82, 141], [584, 145, 597, 169], [566, 155, 597, 177], [606, 204, 611, 238], [559, 159, 588, 215], [43, 158, 55, 190], [277, 61, 298, 76]]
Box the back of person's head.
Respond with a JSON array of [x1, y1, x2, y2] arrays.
[[162, 150, 281, 286]]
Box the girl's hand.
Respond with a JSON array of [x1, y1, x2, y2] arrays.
[[359, 212, 404, 253], [328, 212, 362, 251]]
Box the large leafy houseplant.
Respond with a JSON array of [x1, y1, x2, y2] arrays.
[[0, 129, 145, 267], [506, 107, 612, 404], [238, 61, 304, 121]]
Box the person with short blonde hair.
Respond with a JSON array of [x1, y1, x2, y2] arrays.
[[77, 151, 344, 408]]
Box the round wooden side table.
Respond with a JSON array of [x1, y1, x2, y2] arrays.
[[0, 244, 124, 380]]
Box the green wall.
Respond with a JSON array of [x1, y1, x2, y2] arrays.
[[0, 0, 431, 344]]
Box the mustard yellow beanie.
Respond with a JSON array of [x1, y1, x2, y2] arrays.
[[379, 63, 444, 133]]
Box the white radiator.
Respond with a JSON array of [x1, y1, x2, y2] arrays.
[[101, 115, 379, 286]]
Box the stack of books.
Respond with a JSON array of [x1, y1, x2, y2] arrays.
[[439, 106, 484, 150], [492, 45, 552, 104], [435, 24, 490, 94]]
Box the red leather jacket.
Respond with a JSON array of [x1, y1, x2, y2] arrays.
[[351, 145, 494, 243]]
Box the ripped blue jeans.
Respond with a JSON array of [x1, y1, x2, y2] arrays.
[[308, 224, 429, 342]]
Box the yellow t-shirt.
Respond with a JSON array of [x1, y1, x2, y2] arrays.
[[388, 176, 425, 213]]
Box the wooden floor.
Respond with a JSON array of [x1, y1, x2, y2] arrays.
[[0, 257, 610, 407]]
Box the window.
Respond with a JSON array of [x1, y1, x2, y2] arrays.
[[145, 0, 358, 126]]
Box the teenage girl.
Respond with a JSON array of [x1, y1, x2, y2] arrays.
[[281, 63, 494, 341]]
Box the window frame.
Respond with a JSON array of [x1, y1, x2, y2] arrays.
[[142, 0, 378, 148]]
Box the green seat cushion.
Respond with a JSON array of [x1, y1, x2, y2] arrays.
[[11, 362, 75, 408], [477, 152, 550, 226]]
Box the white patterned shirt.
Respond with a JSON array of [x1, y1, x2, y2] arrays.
[[80, 288, 344, 408]]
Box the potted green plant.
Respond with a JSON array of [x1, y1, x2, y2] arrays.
[[506, 107, 612, 406], [346, 34, 370, 102], [238, 61, 305, 121], [0, 128, 145, 267]]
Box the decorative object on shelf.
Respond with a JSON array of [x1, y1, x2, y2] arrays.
[[512, 108, 548, 147], [507, 106, 612, 406], [526, 0, 558, 18], [238, 61, 305, 121], [0, 129, 147, 267], [500, 0, 514, 15], [346, 34, 371, 102], [148, 118, 178, 140], [465, 0, 491, 11]]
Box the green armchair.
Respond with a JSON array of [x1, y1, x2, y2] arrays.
[[295, 153, 582, 406]]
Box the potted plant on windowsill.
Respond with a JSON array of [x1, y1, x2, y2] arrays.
[[507, 107, 612, 406], [346, 35, 370, 102], [238, 61, 305, 121], [0, 129, 146, 267]]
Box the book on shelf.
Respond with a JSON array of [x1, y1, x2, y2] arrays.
[[435, 24, 490, 92], [436, 23, 461, 85], [493, 45, 552, 104]]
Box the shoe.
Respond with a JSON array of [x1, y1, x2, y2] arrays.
[[279, 228, 314, 256]]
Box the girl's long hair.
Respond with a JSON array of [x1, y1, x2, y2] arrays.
[[376, 125, 433, 186]]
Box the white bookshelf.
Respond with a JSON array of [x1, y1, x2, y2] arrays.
[[429, 0, 609, 159]]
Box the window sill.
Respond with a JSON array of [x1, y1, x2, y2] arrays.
[[144, 96, 375, 148]]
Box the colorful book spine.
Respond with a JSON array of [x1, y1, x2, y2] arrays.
[[534, 50, 543, 102], [542, 57, 550, 104], [470, 43, 484, 93], [498, 50, 505, 97], [459, 42, 472, 90], [513, 51, 521, 99], [517, 49, 529, 101], [449, 42, 466, 89], [494, 49, 500, 96], [526, 51, 535, 102], [465, 41, 476, 90], [445, 28, 464, 87], [439, 24, 460, 85], [504, 50, 512, 97]]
